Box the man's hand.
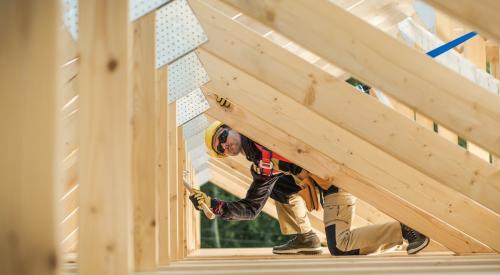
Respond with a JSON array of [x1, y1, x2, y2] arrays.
[[189, 188, 211, 211]]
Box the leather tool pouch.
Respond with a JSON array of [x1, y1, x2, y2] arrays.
[[297, 177, 321, 211]]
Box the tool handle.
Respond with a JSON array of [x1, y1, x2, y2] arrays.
[[200, 202, 216, 220], [183, 179, 216, 220]]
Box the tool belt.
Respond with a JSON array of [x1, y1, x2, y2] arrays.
[[297, 177, 321, 212]]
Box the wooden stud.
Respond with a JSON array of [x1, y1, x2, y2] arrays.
[[191, 0, 500, 215], [167, 102, 179, 260], [156, 66, 170, 266], [132, 12, 157, 271], [202, 81, 492, 254], [177, 128, 187, 258], [78, 0, 132, 274], [221, 0, 500, 158], [0, 1, 61, 274]]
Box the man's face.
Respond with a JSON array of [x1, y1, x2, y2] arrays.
[[213, 127, 242, 156]]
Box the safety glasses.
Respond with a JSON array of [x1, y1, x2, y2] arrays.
[[215, 128, 229, 154]]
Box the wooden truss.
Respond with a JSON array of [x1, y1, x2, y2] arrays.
[[1, 0, 500, 274]]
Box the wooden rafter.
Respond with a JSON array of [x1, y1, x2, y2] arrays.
[[202, 86, 491, 254], [191, 0, 500, 215], [220, 0, 500, 158]]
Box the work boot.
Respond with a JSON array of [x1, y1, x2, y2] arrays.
[[401, 224, 430, 255], [272, 231, 322, 255]]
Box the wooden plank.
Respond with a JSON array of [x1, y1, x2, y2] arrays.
[[202, 84, 492, 254], [221, 0, 500, 158], [0, 1, 60, 274], [424, 0, 500, 43], [78, 0, 132, 274], [199, 52, 500, 252], [185, 159, 195, 255], [149, 254, 500, 274], [177, 128, 187, 258], [191, 0, 500, 215], [486, 45, 499, 80], [156, 66, 170, 265], [132, 12, 157, 271], [167, 102, 179, 260], [212, 139, 447, 252]]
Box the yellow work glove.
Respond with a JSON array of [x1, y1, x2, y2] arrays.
[[215, 95, 231, 108], [189, 188, 211, 211]]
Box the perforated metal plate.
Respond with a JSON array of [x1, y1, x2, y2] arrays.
[[168, 52, 210, 103], [61, 0, 78, 40], [183, 114, 209, 139], [155, 0, 208, 68], [130, 0, 170, 21], [176, 89, 210, 126]]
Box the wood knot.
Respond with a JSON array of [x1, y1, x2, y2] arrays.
[[47, 251, 58, 270], [265, 10, 275, 22], [107, 58, 118, 72]]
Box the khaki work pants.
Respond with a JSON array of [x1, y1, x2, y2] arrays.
[[275, 193, 312, 235], [276, 190, 403, 255]]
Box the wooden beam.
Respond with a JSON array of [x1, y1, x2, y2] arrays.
[[0, 1, 60, 274], [167, 102, 179, 261], [424, 0, 500, 43], [220, 0, 500, 158], [209, 124, 448, 252], [156, 66, 170, 265], [177, 128, 187, 258], [198, 49, 500, 252], [191, 0, 500, 215], [202, 81, 492, 254], [152, 254, 500, 274], [132, 12, 157, 271], [78, 0, 132, 274]]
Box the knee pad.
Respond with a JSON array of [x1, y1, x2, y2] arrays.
[[325, 224, 360, 256]]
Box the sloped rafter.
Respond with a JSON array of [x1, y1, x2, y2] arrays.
[[220, 0, 500, 158], [424, 0, 500, 43], [198, 50, 500, 251], [190, 0, 500, 216], [202, 86, 491, 254], [211, 152, 449, 252]]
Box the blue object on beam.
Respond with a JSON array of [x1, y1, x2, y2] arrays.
[[426, 31, 477, 58]]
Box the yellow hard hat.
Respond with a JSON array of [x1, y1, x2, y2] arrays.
[[205, 121, 227, 158]]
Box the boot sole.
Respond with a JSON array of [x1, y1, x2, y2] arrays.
[[408, 237, 430, 255], [272, 247, 323, 255]]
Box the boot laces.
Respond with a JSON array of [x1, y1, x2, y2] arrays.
[[407, 230, 418, 242]]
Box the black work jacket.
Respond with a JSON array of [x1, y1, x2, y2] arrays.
[[217, 135, 303, 220]]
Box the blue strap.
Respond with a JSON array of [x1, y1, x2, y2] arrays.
[[426, 31, 477, 58]]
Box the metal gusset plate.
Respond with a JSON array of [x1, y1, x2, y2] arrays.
[[155, 0, 208, 68], [130, 0, 170, 21], [176, 88, 210, 126], [61, 0, 78, 40], [168, 52, 210, 103]]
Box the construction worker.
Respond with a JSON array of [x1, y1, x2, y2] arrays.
[[190, 103, 429, 256]]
